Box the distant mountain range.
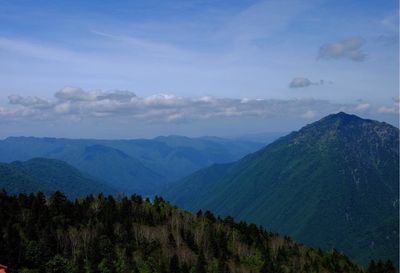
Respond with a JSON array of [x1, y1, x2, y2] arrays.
[[0, 158, 114, 199], [166, 112, 399, 266], [0, 135, 265, 195], [1, 112, 398, 267]]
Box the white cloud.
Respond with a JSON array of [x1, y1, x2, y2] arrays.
[[318, 37, 367, 62], [289, 77, 328, 88], [378, 106, 398, 114], [98, 90, 137, 102], [54, 102, 72, 114], [301, 110, 317, 119], [355, 103, 370, 112], [55, 87, 96, 102], [2, 88, 397, 138], [4, 87, 353, 123], [55, 87, 137, 102], [8, 95, 52, 109]]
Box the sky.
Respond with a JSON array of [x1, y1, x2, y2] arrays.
[[0, 0, 398, 139]]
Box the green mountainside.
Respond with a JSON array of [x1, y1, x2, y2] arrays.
[[73, 145, 163, 195], [0, 158, 115, 199], [166, 112, 399, 266], [0, 191, 395, 273], [0, 136, 264, 195]]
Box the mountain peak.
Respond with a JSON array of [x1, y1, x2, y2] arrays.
[[168, 113, 399, 266], [321, 111, 364, 123], [294, 112, 398, 147]]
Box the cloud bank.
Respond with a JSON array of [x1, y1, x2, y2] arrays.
[[0, 87, 397, 138], [318, 37, 367, 62], [0, 87, 366, 124]]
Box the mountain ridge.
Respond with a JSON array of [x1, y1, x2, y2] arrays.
[[166, 112, 399, 266], [0, 158, 115, 198], [0, 135, 265, 195]]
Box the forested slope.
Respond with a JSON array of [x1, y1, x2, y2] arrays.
[[0, 191, 395, 273], [167, 112, 399, 266], [0, 158, 114, 199]]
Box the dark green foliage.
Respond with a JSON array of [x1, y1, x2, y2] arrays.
[[195, 251, 207, 273], [0, 158, 115, 199], [45, 255, 74, 273], [367, 260, 396, 273], [167, 112, 399, 267], [97, 258, 112, 273], [0, 191, 375, 273]]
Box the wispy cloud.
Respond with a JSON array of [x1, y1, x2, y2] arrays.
[[0, 37, 81, 62], [378, 97, 399, 114], [90, 30, 198, 62], [381, 12, 399, 31], [223, 0, 314, 46]]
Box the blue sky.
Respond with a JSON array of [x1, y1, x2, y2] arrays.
[[0, 0, 398, 138]]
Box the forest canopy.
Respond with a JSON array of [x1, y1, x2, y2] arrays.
[[0, 191, 395, 273]]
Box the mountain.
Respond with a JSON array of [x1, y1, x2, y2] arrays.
[[97, 135, 266, 182], [0, 136, 264, 194], [232, 131, 286, 143], [1, 191, 394, 273], [73, 145, 163, 194], [166, 112, 399, 266], [0, 158, 114, 199]]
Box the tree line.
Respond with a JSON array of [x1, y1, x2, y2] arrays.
[[0, 191, 395, 273]]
